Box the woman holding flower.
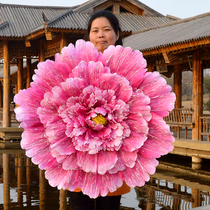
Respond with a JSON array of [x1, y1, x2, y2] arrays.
[[69, 10, 131, 210], [15, 9, 175, 210]]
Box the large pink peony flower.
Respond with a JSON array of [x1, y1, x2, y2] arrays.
[[15, 39, 176, 198]]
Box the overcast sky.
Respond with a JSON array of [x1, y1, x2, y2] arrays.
[[1, 0, 210, 19]]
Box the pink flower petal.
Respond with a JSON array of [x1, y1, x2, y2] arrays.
[[101, 45, 147, 87], [118, 149, 138, 168], [94, 73, 133, 102], [62, 153, 79, 170], [97, 150, 118, 174], [123, 155, 157, 187], [139, 113, 175, 159], [139, 72, 176, 116], [77, 152, 97, 173], [122, 132, 147, 152]]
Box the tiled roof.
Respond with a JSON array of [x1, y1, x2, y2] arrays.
[[123, 12, 210, 52], [0, 4, 71, 37], [0, 0, 174, 38], [0, 3, 174, 38], [46, 12, 173, 32], [116, 13, 174, 32]]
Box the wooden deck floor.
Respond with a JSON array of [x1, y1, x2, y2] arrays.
[[0, 125, 210, 162]]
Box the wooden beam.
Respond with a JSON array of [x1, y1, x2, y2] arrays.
[[26, 29, 45, 41], [120, 0, 144, 15], [94, 2, 113, 12], [3, 40, 11, 127], [142, 37, 210, 56], [112, 2, 120, 15], [162, 52, 170, 63], [45, 31, 53, 40]]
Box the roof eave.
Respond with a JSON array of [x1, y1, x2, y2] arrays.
[[25, 29, 45, 41], [141, 36, 210, 56]]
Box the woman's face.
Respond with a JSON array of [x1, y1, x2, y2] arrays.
[[89, 17, 119, 53]]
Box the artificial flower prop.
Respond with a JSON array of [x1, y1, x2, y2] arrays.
[[15, 39, 176, 198]]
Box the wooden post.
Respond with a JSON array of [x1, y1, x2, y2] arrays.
[[174, 64, 182, 108], [3, 40, 11, 127], [192, 49, 203, 140], [26, 59, 31, 88], [17, 58, 23, 92], [39, 39, 45, 62], [60, 33, 67, 52]]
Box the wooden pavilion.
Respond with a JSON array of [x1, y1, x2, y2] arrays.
[[1, 0, 210, 161], [124, 12, 210, 141], [0, 0, 174, 129], [124, 12, 210, 162]]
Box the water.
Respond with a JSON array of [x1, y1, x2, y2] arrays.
[[0, 150, 210, 210]]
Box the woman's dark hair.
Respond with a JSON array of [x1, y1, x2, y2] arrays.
[[84, 10, 123, 46]]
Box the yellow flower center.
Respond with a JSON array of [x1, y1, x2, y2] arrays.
[[92, 114, 107, 125]]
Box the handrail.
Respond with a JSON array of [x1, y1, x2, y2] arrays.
[[164, 108, 194, 139], [200, 116, 210, 142], [164, 108, 193, 124]]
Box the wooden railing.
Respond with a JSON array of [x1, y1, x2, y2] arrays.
[[164, 108, 194, 139], [200, 115, 210, 142], [0, 108, 18, 124]]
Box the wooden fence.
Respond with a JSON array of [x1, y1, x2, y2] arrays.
[[200, 116, 210, 141], [164, 108, 210, 141], [164, 108, 194, 139]]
